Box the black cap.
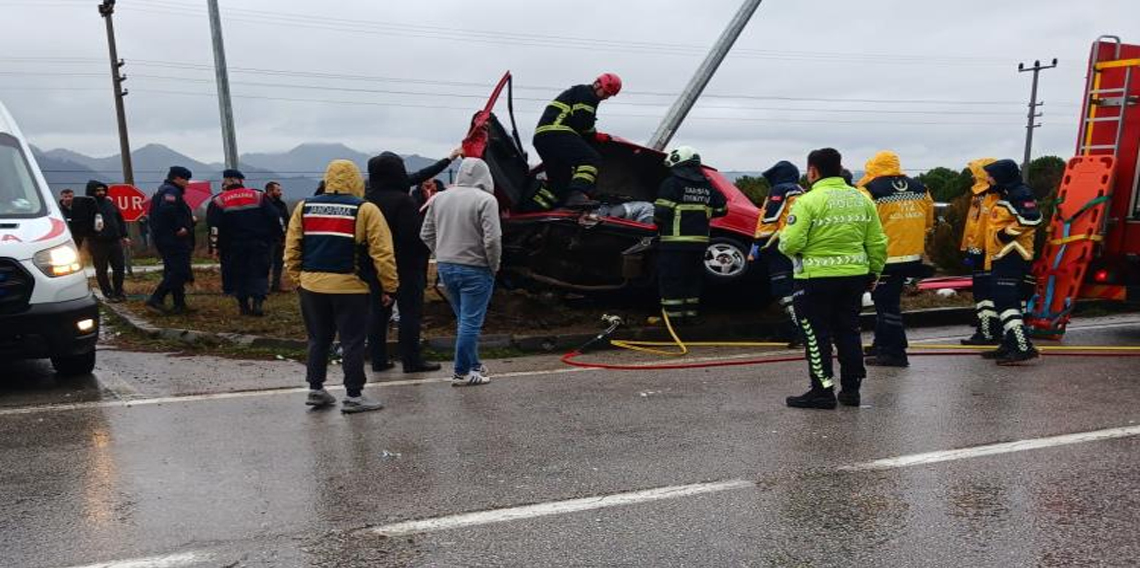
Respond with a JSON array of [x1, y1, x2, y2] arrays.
[[222, 168, 244, 180], [167, 166, 193, 180]]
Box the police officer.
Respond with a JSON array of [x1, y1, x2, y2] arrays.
[[285, 160, 398, 414], [980, 159, 1042, 365], [85, 180, 130, 302], [653, 146, 727, 326], [530, 73, 622, 210], [207, 169, 283, 316], [146, 166, 196, 314], [779, 148, 888, 409], [959, 158, 1001, 345], [857, 151, 934, 367], [749, 161, 805, 347]]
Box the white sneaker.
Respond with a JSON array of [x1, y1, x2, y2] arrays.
[[452, 370, 491, 387]]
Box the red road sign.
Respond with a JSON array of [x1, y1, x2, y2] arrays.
[[108, 184, 149, 222]]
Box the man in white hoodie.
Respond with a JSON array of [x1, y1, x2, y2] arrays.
[[421, 158, 502, 386]]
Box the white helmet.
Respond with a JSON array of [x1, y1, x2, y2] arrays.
[[664, 145, 700, 168]]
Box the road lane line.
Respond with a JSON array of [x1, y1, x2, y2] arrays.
[[841, 424, 1140, 471], [63, 550, 209, 568], [367, 479, 754, 537]]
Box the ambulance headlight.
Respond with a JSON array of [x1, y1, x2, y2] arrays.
[[33, 242, 83, 277]]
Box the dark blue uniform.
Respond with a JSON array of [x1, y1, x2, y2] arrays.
[[207, 186, 283, 312], [146, 180, 196, 311]]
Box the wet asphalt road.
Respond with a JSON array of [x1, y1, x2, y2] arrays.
[[1, 316, 1139, 567]]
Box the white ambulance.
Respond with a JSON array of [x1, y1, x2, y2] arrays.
[[0, 101, 98, 376]]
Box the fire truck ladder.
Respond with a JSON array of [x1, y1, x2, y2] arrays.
[[1028, 36, 1139, 338]]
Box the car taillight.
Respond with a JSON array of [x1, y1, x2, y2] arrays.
[[1093, 269, 1110, 283]]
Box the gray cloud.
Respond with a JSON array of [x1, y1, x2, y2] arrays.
[[1, 0, 1133, 172]]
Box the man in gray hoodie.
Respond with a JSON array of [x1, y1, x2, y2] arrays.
[[420, 158, 502, 387]]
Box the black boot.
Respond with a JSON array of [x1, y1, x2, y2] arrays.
[[838, 377, 862, 407], [251, 298, 265, 317], [403, 361, 442, 373], [865, 353, 909, 367], [995, 324, 1039, 365], [980, 346, 1009, 360], [238, 297, 252, 316], [786, 387, 837, 409], [961, 313, 999, 345]]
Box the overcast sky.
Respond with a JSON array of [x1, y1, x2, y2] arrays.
[[1, 0, 1135, 172]]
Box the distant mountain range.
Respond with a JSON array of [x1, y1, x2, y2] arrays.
[[30, 143, 454, 201]]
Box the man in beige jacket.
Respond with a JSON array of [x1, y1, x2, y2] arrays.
[[285, 159, 398, 413]]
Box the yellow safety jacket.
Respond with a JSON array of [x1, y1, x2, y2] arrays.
[[857, 151, 934, 266], [982, 159, 1043, 268], [960, 158, 998, 256]]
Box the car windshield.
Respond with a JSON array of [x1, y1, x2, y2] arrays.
[[0, 133, 45, 218]]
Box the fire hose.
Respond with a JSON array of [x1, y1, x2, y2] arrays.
[[561, 311, 1140, 371]]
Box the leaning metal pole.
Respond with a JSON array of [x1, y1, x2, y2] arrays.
[[646, 0, 764, 151], [207, 0, 239, 169]]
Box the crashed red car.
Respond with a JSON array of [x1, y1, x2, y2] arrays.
[[462, 73, 762, 294]]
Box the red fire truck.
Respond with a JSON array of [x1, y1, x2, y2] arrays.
[[1028, 35, 1140, 337]]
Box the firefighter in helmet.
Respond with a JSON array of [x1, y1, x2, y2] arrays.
[[653, 146, 727, 326], [530, 73, 622, 211]]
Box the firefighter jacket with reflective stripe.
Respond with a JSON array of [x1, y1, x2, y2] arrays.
[[959, 158, 998, 255], [299, 193, 364, 274], [984, 186, 1042, 268], [206, 186, 283, 253], [535, 84, 601, 137], [779, 177, 888, 280], [654, 165, 728, 251], [860, 176, 934, 265]]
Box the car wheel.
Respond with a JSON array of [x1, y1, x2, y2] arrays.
[[51, 351, 96, 377], [703, 237, 749, 282]]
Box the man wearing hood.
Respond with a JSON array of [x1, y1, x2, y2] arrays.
[[364, 148, 461, 373], [285, 160, 398, 414], [420, 158, 501, 387], [206, 169, 283, 316], [653, 146, 727, 326], [980, 159, 1042, 365], [959, 158, 1001, 346], [750, 160, 805, 346], [146, 166, 197, 314], [857, 151, 934, 367], [85, 180, 130, 302]]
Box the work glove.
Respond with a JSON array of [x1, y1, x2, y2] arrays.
[[593, 132, 612, 143], [748, 243, 760, 262]]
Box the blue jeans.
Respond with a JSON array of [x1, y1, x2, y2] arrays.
[[437, 263, 495, 375]]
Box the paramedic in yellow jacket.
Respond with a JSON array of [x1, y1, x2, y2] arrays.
[[857, 151, 934, 367], [285, 159, 399, 414], [959, 158, 1001, 346], [979, 159, 1042, 365], [748, 160, 805, 347]]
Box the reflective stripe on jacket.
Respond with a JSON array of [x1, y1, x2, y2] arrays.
[[778, 177, 888, 279], [653, 164, 728, 250], [535, 85, 600, 137]]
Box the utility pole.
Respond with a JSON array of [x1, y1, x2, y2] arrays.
[[207, 0, 238, 169], [98, 0, 133, 186], [1018, 58, 1058, 181], [647, 0, 764, 151]]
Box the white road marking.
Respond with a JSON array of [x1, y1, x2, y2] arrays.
[[841, 424, 1140, 471], [360, 423, 1140, 537], [63, 550, 209, 568], [367, 479, 754, 537]]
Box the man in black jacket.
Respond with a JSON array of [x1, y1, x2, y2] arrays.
[[531, 73, 622, 211], [364, 148, 461, 373], [653, 146, 727, 326], [85, 180, 130, 302], [264, 181, 290, 293], [146, 166, 197, 314]]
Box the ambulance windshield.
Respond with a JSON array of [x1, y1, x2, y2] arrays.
[[0, 134, 45, 218]]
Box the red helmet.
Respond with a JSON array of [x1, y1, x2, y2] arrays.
[[594, 73, 622, 97]]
